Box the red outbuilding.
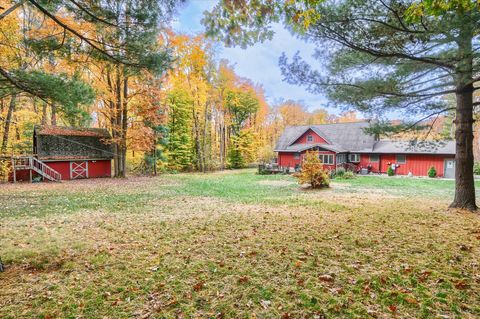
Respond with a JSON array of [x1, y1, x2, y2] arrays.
[[275, 121, 456, 178], [10, 125, 113, 182]]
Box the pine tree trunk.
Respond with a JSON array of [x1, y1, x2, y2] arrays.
[[450, 85, 477, 210], [449, 20, 477, 211], [1, 94, 17, 155]]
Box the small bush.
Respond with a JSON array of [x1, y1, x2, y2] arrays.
[[474, 162, 480, 175], [335, 169, 356, 180], [343, 171, 356, 179], [336, 167, 345, 178], [428, 166, 437, 178], [387, 166, 395, 176], [294, 151, 330, 188]]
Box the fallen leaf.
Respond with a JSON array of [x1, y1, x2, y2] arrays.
[[319, 274, 334, 282], [453, 280, 469, 290], [193, 281, 204, 291], [238, 276, 249, 284]]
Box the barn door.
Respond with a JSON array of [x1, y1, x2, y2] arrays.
[[70, 161, 88, 179]]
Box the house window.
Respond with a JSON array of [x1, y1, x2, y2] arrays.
[[369, 154, 379, 162], [294, 152, 300, 160], [336, 154, 346, 164], [307, 135, 313, 142], [318, 154, 334, 165], [396, 154, 406, 164], [349, 153, 360, 163]]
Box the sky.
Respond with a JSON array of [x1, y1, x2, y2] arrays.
[[172, 0, 338, 114]]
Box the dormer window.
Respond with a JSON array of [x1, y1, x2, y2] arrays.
[[307, 135, 313, 142]]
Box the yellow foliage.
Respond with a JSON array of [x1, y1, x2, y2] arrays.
[[0, 159, 11, 182], [294, 151, 330, 188]]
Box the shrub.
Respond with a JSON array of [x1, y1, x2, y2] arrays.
[[336, 167, 345, 178], [387, 166, 395, 176], [428, 166, 437, 178], [343, 171, 356, 179], [474, 162, 480, 175], [294, 151, 330, 188]]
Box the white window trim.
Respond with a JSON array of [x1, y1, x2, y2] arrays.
[[307, 135, 313, 142], [349, 153, 360, 163], [318, 154, 334, 165], [369, 154, 379, 162], [396, 155, 406, 164]]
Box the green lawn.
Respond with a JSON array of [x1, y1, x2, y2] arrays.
[[1, 170, 479, 318]]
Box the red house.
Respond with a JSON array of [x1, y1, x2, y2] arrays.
[[275, 121, 456, 178], [10, 126, 113, 182]]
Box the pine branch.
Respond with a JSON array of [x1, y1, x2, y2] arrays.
[[26, 0, 140, 67], [312, 23, 456, 70], [68, 0, 118, 27]]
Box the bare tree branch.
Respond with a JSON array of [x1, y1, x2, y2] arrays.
[[0, 0, 25, 21]]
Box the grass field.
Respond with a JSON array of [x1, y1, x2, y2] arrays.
[[1, 170, 479, 318]]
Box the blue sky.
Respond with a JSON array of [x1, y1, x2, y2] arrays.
[[172, 0, 337, 114]]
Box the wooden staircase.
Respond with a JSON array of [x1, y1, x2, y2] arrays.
[[12, 156, 62, 182]]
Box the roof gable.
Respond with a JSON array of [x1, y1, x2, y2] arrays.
[[290, 128, 330, 145], [275, 121, 376, 152]]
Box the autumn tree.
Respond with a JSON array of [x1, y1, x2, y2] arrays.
[[166, 88, 194, 171], [294, 150, 330, 188], [204, 0, 480, 210], [0, 0, 95, 155]]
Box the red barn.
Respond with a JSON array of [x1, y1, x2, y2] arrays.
[[275, 121, 456, 178], [10, 126, 113, 182]]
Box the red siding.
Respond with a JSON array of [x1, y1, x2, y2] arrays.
[[278, 151, 336, 170], [359, 154, 453, 177], [279, 151, 454, 177], [293, 129, 329, 144], [8, 170, 39, 182], [9, 159, 111, 182], [278, 152, 300, 167], [46, 160, 111, 179], [88, 160, 112, 178], [45, 161, 72, 180], [359, 154, 380, 172]]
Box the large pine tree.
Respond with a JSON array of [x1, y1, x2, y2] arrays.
[[204, 0, 480, 210]]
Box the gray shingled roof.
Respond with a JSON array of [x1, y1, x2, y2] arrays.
[[275, 121, 376, 152], [280, 143, 346, 153], [368, 140, 456, 155], [275, 121, 456, 155]]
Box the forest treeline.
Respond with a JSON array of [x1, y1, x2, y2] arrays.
[[0, 1, 361, 175]]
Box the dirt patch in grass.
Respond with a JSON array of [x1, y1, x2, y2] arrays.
[[257, 180, 296, 187], [1, 174, 479, 318]]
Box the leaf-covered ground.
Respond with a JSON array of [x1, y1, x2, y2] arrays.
[[1, 170, 479, 318]]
